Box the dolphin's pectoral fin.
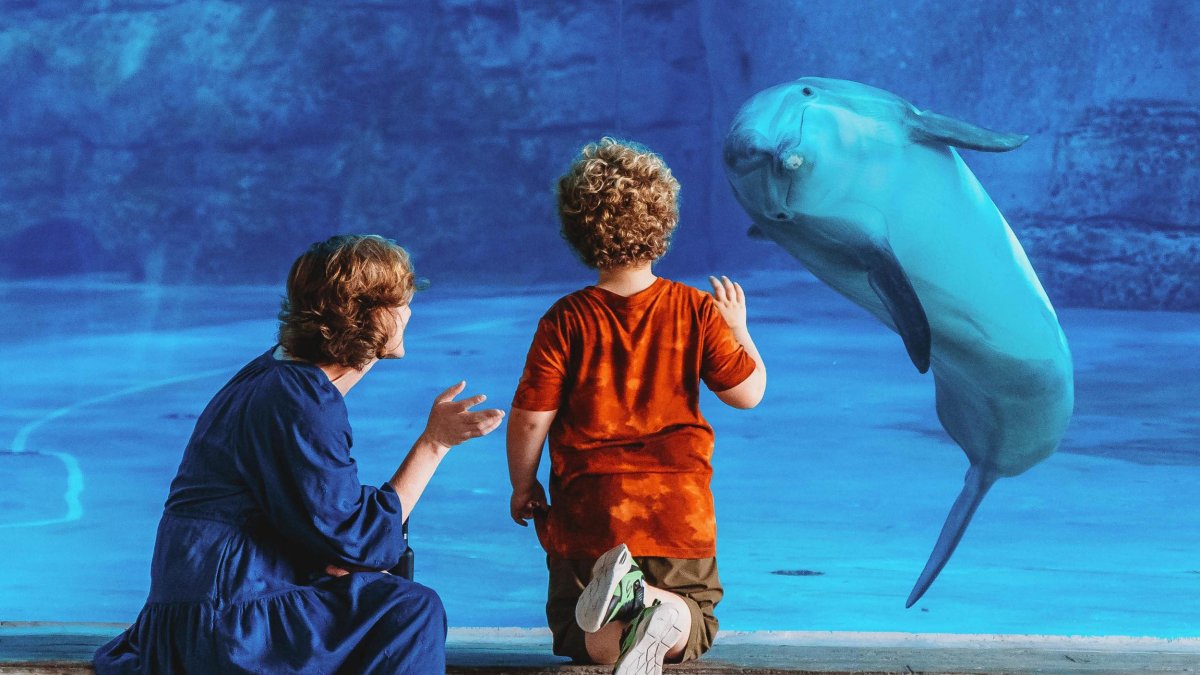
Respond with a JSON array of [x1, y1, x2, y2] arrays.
[[864, 247, 931, 373], [906, 109, 1028, 152], [746, 224, 771, 240], [906, 464, 998, 608]]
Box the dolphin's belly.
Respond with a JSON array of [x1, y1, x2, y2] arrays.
[[901, 251, 1073, 477], [929, 338, 1074, 477], [763, 188, 1074, 478], [915, 219, 1073, 477], [891, 195, 1064, 361]]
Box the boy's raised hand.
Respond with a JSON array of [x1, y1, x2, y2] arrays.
[[709, 275, 747, 330], [420, 381, 506, 450]]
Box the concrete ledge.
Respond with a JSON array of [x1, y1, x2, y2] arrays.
[[2, 624, 1199, 674]]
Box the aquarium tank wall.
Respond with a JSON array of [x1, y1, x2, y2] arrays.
[[1, 0, 1197, 637], [2, 0, 1196, 306]]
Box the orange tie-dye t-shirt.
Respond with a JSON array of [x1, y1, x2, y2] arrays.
[[512, 277, 757, 560]]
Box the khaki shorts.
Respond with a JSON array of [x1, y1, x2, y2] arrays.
[[545, 554, 723, 663]]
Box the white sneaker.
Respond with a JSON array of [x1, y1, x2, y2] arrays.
[[612, 600, 682, 675], [575, 543, 645, 633]]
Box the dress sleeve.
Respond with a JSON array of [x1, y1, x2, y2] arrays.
[[699, 295, 758, 392], [246, 398, 406, 570], [512, 312, 570, 411]]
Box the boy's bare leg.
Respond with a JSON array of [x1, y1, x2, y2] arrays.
[[583, 584, 691, 664]]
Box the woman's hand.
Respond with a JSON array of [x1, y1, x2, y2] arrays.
[[510, 481, 549, 526], [709, 275, 747, 330], [419, 381, 505, 450], [325, 563, 390, 577]]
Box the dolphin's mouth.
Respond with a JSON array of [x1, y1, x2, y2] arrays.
[[724, 128, 771, 176], [724, 104, 810, 221], [769, 107, 807, 220], [781, 173, 795, 220]]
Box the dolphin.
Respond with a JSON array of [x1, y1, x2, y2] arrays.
[[723, 77, 1074, 607]]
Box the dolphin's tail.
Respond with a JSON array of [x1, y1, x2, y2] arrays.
[[905, 463, 997, 608]]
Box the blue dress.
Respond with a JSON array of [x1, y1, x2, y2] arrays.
[[94, 348, 446, 674]]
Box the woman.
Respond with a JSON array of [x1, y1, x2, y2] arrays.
[[94, 234, 504, 673]]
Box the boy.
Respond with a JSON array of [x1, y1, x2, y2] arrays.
[[507, 138, 767, 675]]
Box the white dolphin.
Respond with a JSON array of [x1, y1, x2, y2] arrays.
[[723, 77, 1074, 607]]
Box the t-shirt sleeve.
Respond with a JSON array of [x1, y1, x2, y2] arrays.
[[512, 312, 570, 411], [246, 398, 406, 570], [699, 295, 758, 392]]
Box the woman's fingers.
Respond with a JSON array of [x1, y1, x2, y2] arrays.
[[444, 409, 505, 443], [470, 409, 505, 436], [435, 380, 467, 403], [455, 393, 488, 411], [427, 382, 505, 446]]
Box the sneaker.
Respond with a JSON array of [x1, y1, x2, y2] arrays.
[[613, 600, 682, 675], [575, 543, 646, 633]]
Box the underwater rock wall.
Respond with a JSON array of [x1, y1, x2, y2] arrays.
[[0, 0, 1196, 310], [1031, 101, 1200, 308]]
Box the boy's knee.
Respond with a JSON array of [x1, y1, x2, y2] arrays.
[[682, 597, 718, 662]]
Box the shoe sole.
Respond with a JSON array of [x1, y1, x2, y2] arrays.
[[612, 604, 682, 675], [575, 543, 633, 633]]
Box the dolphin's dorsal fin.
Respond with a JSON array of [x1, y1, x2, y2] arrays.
[[863, 246, 931, 373], [906, 464, 999, 607], [906, 109, 1028, 152]]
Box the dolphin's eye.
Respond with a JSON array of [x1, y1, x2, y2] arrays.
[[802, 87, 814, 96]]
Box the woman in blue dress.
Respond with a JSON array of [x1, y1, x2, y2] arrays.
[[94, 234, 505, 674]]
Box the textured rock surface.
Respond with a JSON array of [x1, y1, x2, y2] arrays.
[[1016, 100, 1200, 308], [0, 0, 1196, 308]]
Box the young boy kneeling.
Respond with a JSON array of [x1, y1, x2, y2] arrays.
[[507, 138, 767, 675]]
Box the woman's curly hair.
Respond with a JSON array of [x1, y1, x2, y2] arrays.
[[557, 137, 681, 269], [278, 234, 417, 369]]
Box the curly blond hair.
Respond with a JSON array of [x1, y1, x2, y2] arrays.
[[278, 234, 417, 369], [557, 137, 681, 269]]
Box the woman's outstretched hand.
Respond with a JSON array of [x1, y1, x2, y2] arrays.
[[419, 381, 505, 450]]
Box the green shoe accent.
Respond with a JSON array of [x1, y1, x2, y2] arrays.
[[605, 563, 646, 624], [617, 600, 660, 656]]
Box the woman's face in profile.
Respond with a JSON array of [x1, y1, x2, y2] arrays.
[[382, 304, 412, 359]]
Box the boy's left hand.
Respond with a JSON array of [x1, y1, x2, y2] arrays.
[[709, 275, 748, 331], [510, 482, 549, 526]]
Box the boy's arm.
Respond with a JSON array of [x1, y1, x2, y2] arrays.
[[507, 406, 557, 526], [709, 275, 767, 409]]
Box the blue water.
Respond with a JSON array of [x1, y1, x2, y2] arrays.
[[2, 273, 1197, 636]]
